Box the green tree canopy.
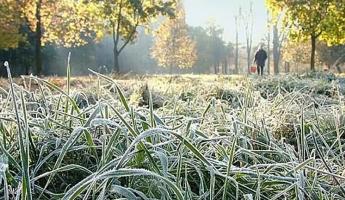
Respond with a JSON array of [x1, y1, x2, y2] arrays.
[[188, 25, 233, 74]]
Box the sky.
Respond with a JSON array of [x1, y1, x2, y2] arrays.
[[184, 0, 268, 46]]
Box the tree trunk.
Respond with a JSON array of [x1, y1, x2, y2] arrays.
[[266, 10, 270, 75], [245, 24, 253, 74], [245, 5, 254, 75], [246, 43, 251, 74], [25, 65, 30, 75], [35, 0, 42, 75], [273, 25, 279, 75], [111, 0, 124, 74], [112, 21, 120, 73], [224, 59, 228, 74], [310, 34, 316, 71], [235, 17, 239, 74], [113, 49, 120, 73], [267, 29, 270, 75]]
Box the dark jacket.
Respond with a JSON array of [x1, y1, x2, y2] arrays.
[[254, 49, 268, 67]]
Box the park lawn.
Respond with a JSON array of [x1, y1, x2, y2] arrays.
[[1, 72, 345, 199]]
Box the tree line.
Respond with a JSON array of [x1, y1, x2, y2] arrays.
[[0, 0, 235, 76], [1, 0, 345, 76], [0, 0, 175, 75], [266, 0, 345, 72]]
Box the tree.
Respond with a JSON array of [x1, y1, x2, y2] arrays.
[[188, 26, 213, 73], [13, 0, 100, 75], [272, 22, 287, 74], [206, 22, 226, 74], [272, 24, 280, 74], [283, 41, 312, 65], [240, 2, 254, 74], [266, 9, 288, 75], [283, 40, 345, 73], [234, 8, 241, 74], [0, 0, 24, 49], [188, 26, 232, 74], [266, 0, 345, 71], [223, 43, 234, 74], [151, 1, 196, 73], [93, 0, 175, 73], [266, 10, 271, 75], [282, 40, 322, 73], [317, 43, 345, 73]]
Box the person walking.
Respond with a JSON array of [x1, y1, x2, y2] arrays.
[[254, 45, 268, 76]]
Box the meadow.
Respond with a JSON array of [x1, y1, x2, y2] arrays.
[[1, 70, 345, 199]]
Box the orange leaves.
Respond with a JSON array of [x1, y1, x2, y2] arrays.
[[151, 1, 197, 69], [39, 0, 99, 47], [0, 0, 176, 50], [266, 0, 345, 45], [0, 0, 24, 48], [1, 0, 102, 48]]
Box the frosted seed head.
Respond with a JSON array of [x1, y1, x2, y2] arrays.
[[4, 61, 9, 68]]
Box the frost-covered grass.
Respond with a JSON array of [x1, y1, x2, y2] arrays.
[[1, 70, 345, 199]]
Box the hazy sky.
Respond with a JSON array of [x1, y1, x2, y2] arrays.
[[184, 0, 268, 45]]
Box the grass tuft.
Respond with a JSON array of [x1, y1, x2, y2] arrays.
[[1, 69, 345, 199]]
